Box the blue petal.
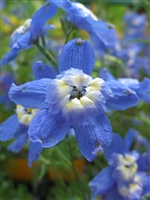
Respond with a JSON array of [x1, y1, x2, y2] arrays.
[[142, 175, 150, 196], [32, 61, 57, 79], [12, 31, 31, 49], [58, 38, 95, 75], [104, 133, 126, 162], [28, 110, 70, 148], [28, 141, 42, 168], [125, 128, 136, 151], [0, 114, 25, 141], [118, 77, 150, 103], [105, 80, 140, 110], [9, 78, 51, 109], [7, 134, 28, 153], [0, 48, 20, 66], [30, 2, 57, 40], [89, 166, 115, 196], [74, 114, 113, 162], [99, 68, 116, 81]]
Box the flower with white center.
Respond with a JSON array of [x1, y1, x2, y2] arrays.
[[0, 104, 42, 168], [110, 152, 139, 183], [0, 2, 57, 66], [8, 38, 139, 162], [16, 104, 38, 126], [89, 132, 149, 200]]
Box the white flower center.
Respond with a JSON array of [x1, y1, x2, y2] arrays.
[[16, 104, 38, 126]]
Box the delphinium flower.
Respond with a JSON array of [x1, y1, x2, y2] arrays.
[[0, 105, 42, 167], [8, 38, 139, 162], [0, 2, 57, 66], [100, 68, 150, 104], [48, 0, 120, 56], [0, 63, 57, 167], [122, 11, 148, 45], [116, 10, 150, 79], [89, 130, 150, 200]]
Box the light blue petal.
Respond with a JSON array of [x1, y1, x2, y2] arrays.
[[47, 0, 71, 10], [32, 61, 57, 79], [89, 166, 115, 196], [105, 80, 140, 110], [119, 77, 150, 103], [30, 2, 57, 40], [74, 114, 113, 162], [0, 48, 20, 66], [7, 134, 28, 153], [142, 175, 150, 195], [58, 38, 95, 74], [28, 110, 70, 148], [28, 141, 42, 168], [12, 31, 31, 49], [104, 133, 126, 162], [9, 78, 51, 109], [0, 114, 22, 141], [99, 68, 116, 80]]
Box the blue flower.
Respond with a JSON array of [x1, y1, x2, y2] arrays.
[[123, 11, 147, 44], [48, 0, 120, 55], [0, 62, 56, 167], [0, 2, 57, 66], [89, 130, 149, 200], [0, 105, 42, 168], [100, 68, 150, 103], [8, 38, 139, 162]]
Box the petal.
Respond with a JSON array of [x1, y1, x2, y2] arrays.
[[105, 80, 140, 110], [7, 134, 28, 153], [74, 114, 113, 161], [0, 48, 20, 66], [58, 38, 95, 75], [104, 133, 126, 162], [99, 68, 116, 80], [32, 61, 57, 79], [0, 114, 25, 141], [9, 78, 51, 109], [89, 166, 115, 196], [28, 110, 70, 148], [28, 141, 42, 168], [119, 77, 150, 103], [30, 2, 57, 40]]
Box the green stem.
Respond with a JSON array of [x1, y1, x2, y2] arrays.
[[35, 41, 58, 71], [39, 155, 51, 165], [55, 146, 72, 166], [65, 26, 74, 44], [67, 139, 90, 200]]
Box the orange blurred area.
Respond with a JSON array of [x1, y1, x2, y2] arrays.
[[4, 158, 87, 182]]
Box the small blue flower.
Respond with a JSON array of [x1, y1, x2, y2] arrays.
[[100, 68, 150, 103], [8, 38, 139, 162], [48, 0, 120, 55], [0, 2, 57, 66], [0, 62, 55, 167], [0, 105, 42, 167], [123, 11, 147, 43], [89, 131, 149, 200]]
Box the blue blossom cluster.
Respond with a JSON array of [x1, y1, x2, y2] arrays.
[[0, 1, 150, 199], [89, 129, 150, 200]]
